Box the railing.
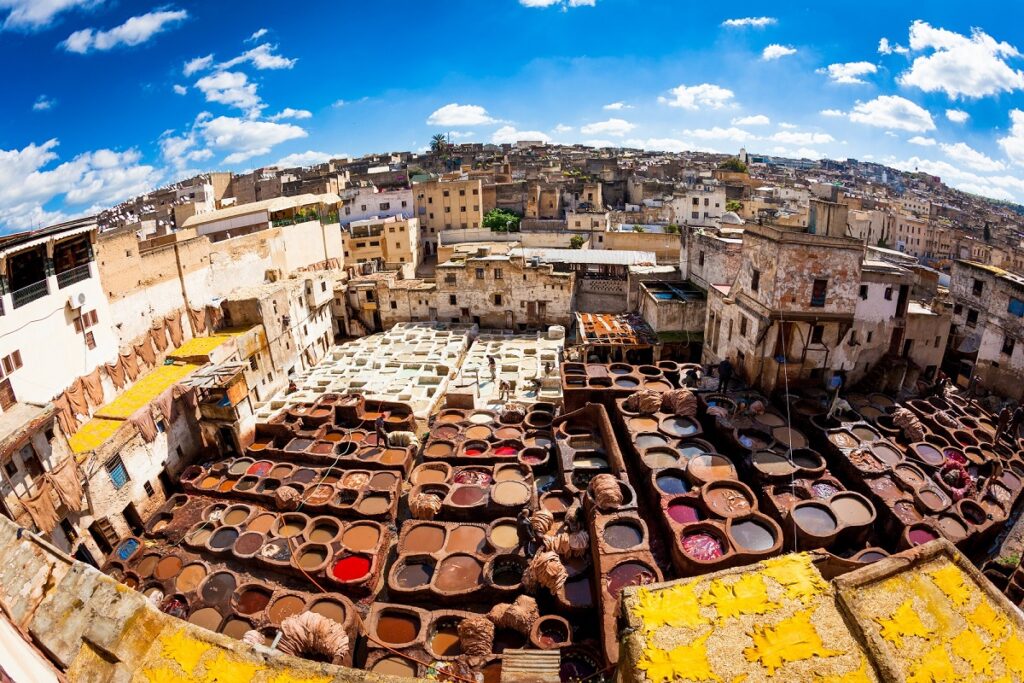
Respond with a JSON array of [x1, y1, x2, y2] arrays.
[[56, 263, 92, 289], [12, 280, 49, 308]]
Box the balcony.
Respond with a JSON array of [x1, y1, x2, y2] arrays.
[[57, 263, 92, 289], [12, 280, 49, 309]]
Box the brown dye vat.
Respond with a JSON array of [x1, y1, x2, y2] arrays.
[[309, 599, 347, 624], [395, 561, 434, 588], [603, 521, 643, 549], [297, 545, 329, 570], [136, 555, 160, 578], [773, 427, 807, 448], [268, 595, 305, 623], [426, 442, 454, 458], [918, 488, 948, 511], [291, 468, 317, 484], [228, 459, 252, 476], [533, 615, 571, 649], [234, 532, 264, 556], [751, 451, 797, 477], [342, 472, 370, 489], [429, 618, 463, 657], [643, 448, 680, 469], [465, 425, 492, 440], [198, 476, 220, 490], [371, 658, 417, 677], [334, 489, 358, 507], [235, 587, 271, 615], [607, 561, 657, 598], [450, 485, 486, 506], [730, 518, 776, 552], [222, 507, 249, 526], [309, 521, 340, 543], [446, 526, 486, 553], [895, 464, 926, 486], [661, 416, 699, 437], [629, 416, 659, 432], [413, 467, 449, 485], [175, 564, 207, 593], [702, 482, 753, 517], [635, 433, 668, 449], [489, 522, 519, 550], [209, 527, 239, 550], [852, 426, 880, 442], [376, 613, 420, 645], [285, 438, 313, 452], [495, 426, 523, 440], [381, 448, 408, 465], [435, 555, 483, 592], [489, 556, 526, 587], [371, 471, 399, 489], [188, 607, 223, 631], [247, 514, 275, 534], [828, 431, 858, 449], [792, 503, 838, 536], [915, 443, 945, 466], [154, 556, 183, 581], [563, 575, 594, 607], [405, 525, 446, 553], [310, 442, 334, 455], [687, 454, 736, 483], [357, 495, 390, 515], [830, 494, 874, 526], [433, 424, 460, 440], [276, 516, 308, 538], [342, 524, 381, 552], [492, 481, 530, 506], [937, 514, 969, 542], [541, 492, 574, 514], [234, 476, 258, 491], [892, 499, 925, 524], [494, 466, 527, 482], [201, 572, 236, 604], [872, 444, 902, 466], [221, 617, 252, 639]]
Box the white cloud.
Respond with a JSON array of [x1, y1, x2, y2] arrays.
[[878, 37, 908, 55], [583, 139, 616, 148], [0, 0, 99, 30], [887, 155, 1024, 202], [183, 54, 213, 76], [731, 114, 770, 126], [820, 109, 845, 117], [659, 83, 734, 110], [268, 108, 312, 121], [777, 122, 798, 129], [849, 95, 935, 132], [32, 95, 54, 111], [198, 116, 307, 164], [553, 123, 573, 133], [61, 9, 187, 53], [491, 126, 550, 144], [427, 103, 498, 126], [448, 131, 474, 139], [999, 109, 1024, 165], [771, 146, 824, 159], [722, 17, 776, 28], [946, 108, 970, 123], [602, 101, 632, 111], [898, 20, 1024, 99], [762, 44, 796, 61], [173, 84, 187, 96], [908, 136, 937, 146], [771, 131, 834, 145], [159, 128, 213, 171], [628, 138, 693, 153], [579, 118, 635, 136], [0, 139, 162, 230], [519, 0, 595, 7], [219, 43, 296, 70], [683, 126, 758, 143], [818, 61, 878, 84], [332, 99, 347, 108], [939, 141, 1005, 171], [274, 151, 347, 168], [194, 71, 262, 114], [247, 28, 267, 42]]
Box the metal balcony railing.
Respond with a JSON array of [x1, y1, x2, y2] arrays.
[[56, 263, 91, 289], [12, 280, 49, 308]]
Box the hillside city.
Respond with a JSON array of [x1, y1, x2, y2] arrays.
[[4, 138, 1024, 681]]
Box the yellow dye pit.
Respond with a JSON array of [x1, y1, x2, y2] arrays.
[[96, 363, 199, 420], [69, 418, 124, 454]]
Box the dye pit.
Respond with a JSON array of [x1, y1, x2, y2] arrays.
[[99, 363, 1024, 681]]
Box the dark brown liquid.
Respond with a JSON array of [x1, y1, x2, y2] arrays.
[[603, 522, 642, 549], [405, 525, 445, 553], [201, 572, 236, 603], [236, 588, 271, 614], [396, 562, 433, 588], [435, 555, 483, 591], [377, 613, 419, 644]]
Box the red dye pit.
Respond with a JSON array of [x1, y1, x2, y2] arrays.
[[246, 461, 272, 476], [332, 555, 371, 581], [667, 501, 702, 524], [494, 446, 517, 456], [465, 448, 484, 456], [681, 531, 724, 560], [908, 527, 938, 545]]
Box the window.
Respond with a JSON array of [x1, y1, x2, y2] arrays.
[[1009, 297, 1024, 318], [859, 285, 868, 300], [3, 459, 16, 476], [476, 268, 485, 280], [884, 287, 894, 301], [1, 351, 23, 374], [972, 278, 984, 296], [954, 303, 963, 316], [494, 268, 503, 280], [443, 190, 450, 197], [811, 325, 825, 344], [249, 356, 258, 371], [698, 251, 705, 266], [935, 336, 941, 348], [866, 331, 873, 343], [810, 279, 828, 307], [449, 295, 457, 305], [740, 317, 748, 337], [59, 518, 77, 541], [390, 301, 397, 310], [143, 481, 155, 497], [459, 189, 465, 196], [751, 269, 760, 293], [365, 291, 374, 302], [105, 455, 129, 490], [380, 202, 390, 210], [156, 420, 166, 433], [1003, 336, 1016, 356], [84, 331, 96, 349], [966, 308, 979, 328], [494, 294, 503, 305]]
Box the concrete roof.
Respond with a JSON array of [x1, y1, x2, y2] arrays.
[[509, 247, 657, 266], [181, 193, 341, 228]]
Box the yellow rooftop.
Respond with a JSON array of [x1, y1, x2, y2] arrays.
[[69, 418, 123, 455], [95, 363, 200, 420], [167, 327, 253, 361]]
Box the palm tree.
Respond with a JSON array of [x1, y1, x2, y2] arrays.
[[430, 134, 448, 154]]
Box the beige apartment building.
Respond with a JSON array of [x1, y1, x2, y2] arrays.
[[414, 178, 485, 256], [342, 215, 420, 271]]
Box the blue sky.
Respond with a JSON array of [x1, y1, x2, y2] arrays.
[[3, 0, 1024, 232]]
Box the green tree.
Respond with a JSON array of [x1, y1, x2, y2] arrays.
[[632, 224, 646, 233], [569, 235, 585, 249], [664, 224, 681, 234], [718, 158, 748, 173], [483, 208, 521, 232], [726, 200, 742, 213], [430, 133, 448, 154]]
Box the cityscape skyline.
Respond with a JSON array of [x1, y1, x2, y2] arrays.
[[3, 0, 1024, 231]]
